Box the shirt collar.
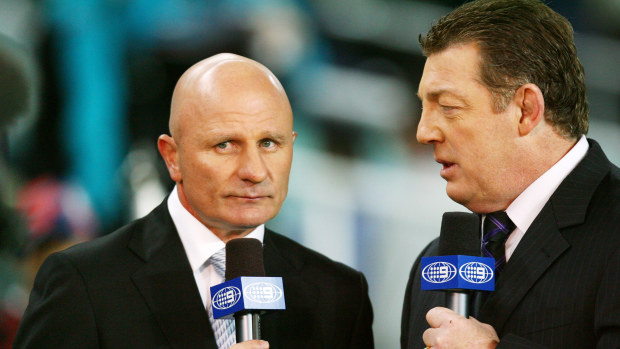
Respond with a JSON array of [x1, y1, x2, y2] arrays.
[[167, 185, 265, 273], [506, 135, 588, 233]]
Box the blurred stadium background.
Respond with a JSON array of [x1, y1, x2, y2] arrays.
[[1, 0, 620, 347]]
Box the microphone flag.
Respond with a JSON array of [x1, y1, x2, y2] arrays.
[[421, 255, 495, 292], [211, 276, 286, 319]]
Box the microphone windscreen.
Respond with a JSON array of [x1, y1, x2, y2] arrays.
[[225, 238, 266, 280], [438, 212, 481, 256]]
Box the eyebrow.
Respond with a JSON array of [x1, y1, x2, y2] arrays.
[[264, 132, 290, 144], [417, 88, 468, 104], [207, 130, 290, 143]]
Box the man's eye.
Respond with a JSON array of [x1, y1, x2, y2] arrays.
[[216, 141, 230, 149], [260, 140, 274, 148], [440, 105, 456, 112]]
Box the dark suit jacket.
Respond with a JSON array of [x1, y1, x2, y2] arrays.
[[401, 139, 620, 349], [14, 201, 374, 349]]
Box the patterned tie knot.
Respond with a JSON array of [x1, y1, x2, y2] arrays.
[[482, 211, 516, 273], [209, 248, 226, 278]]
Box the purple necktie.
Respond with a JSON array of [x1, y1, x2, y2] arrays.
[[482, 211, 515, 274]]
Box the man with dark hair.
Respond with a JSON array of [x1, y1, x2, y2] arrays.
[[401, 0, 620, 348], [14, 53, 374, 349]]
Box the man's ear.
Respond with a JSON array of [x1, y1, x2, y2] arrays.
[[157, 134, 182, 182], [515, 83, 545, 136]]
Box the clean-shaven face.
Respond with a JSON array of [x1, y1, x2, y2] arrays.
[[416, 43, 523, 213], [166, 59, 296, 237]]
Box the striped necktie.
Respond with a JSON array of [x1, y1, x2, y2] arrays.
[[482, 211, 516, 274], [208, 248, 236, 349]]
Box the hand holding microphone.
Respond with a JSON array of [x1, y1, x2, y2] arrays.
[[420, 212, 499, 348], [421, 212, 493, 316], [422, 307, 499, 349]]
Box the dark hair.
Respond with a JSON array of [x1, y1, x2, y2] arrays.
[[420, 0, 588, 138]]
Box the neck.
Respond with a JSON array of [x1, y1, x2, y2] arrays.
[[505, 131, 578, 206], [530, 131, 578, 178]]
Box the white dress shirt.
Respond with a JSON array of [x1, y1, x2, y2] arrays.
[[484, 135, 588, 261], [167, 185, 265, 310]]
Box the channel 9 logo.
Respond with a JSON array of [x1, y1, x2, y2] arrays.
[[459, 262, 494, 284], [422, 261, 458, 284], [212, 286, 241, 310], [420, 255, 495, 291], [244, 282, 283, 304]]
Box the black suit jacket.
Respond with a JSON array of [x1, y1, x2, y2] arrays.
[[14, 201, 374, 348], [401, 139, 620, 348]]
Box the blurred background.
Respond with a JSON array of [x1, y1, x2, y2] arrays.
[[1, 0, 620, 347]]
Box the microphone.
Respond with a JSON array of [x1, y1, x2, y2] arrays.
[[210, 238, 286, 342], [226, 238, 266, 342], [420, 212, 494, 317]]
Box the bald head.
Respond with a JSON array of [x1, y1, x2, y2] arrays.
[[169, 53, 292, 140], [158, 53, 296, 240]]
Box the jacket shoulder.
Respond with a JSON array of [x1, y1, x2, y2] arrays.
[[61, 217, 145, 261]]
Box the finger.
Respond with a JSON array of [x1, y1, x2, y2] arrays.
[[426, 307, 458, 328], [422, 327, 439, 347], [249, 340, 269, 348], [232, 340, 269, 349]]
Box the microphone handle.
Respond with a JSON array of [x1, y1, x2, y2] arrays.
[[446, 292, 470, 317], [235, 313, 261, 342]]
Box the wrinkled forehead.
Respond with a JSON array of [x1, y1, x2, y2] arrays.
[[418, 44, 485, 96]]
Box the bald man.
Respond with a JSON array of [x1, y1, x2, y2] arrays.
[[14, 54, 374, 349]]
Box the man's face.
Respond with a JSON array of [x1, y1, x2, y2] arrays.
[[165, 71, 295, 237], [416, 43, 521, 213]]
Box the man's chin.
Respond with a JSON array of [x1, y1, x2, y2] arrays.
[[445, 185, 471, 207], [446, 192, 496, 214], [225, 210, 277, 229]]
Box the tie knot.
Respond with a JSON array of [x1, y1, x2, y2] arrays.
[[483, 211, 515, 242], [482, 211, 515, 273], [208, 248, 226, 278]]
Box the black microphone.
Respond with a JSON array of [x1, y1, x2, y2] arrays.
[[438, 212, 481, 317], [225, 238, 265, 342], [210, 238, 285, 343], [421, 212, 494, 317]]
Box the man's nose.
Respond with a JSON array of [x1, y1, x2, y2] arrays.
[[416, 111, 443, 144], [237, 147, 269, 183]]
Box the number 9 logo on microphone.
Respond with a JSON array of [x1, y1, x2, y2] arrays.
[[213, 286, 242, 310]]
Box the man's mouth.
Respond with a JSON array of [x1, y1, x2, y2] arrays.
[[439, 161, 455, 170], [227, 194, 270, 200], [436, 159, 457, 178]]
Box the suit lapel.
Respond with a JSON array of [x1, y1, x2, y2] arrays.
[[129, 201, 217, 349], [478, 203, 569, 331], [479, 139, 611, 332], [261, 230, 319, 348]]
